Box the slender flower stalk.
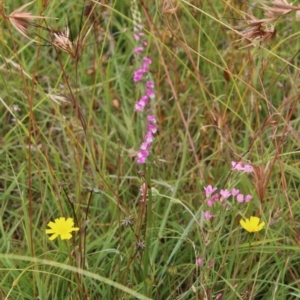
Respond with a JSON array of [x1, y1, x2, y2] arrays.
[[131, 0, 157, 165]]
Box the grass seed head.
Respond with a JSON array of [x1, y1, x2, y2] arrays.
[[51, 26, 74, 54], [8, 1, 45, 40]]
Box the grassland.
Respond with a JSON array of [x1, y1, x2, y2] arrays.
[[0, 0, 300, 299]]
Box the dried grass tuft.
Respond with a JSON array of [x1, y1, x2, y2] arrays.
[[261, 0, 300, 18], [51, 26, 74, 54], [7, 1, 45, 40], [236, 0, 300, 48], [48, 21, 93, 63]]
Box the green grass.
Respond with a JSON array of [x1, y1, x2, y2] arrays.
[[0, 0, 300, 299]]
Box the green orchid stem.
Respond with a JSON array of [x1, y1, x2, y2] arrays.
[[143, 165, 152, 296]]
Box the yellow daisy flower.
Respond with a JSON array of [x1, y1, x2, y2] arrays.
[[45, 217, 79, 240], [240, 216, 265, 233]]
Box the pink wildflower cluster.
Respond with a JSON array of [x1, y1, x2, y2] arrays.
[[137, 115, 157, 164], [231, 161, 253, 173], [203, 161, 254, 220], [204, 185, 252, 216], [132, 13, 157, 164]]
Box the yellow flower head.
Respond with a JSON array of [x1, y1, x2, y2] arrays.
[[45, 217, 79, 241], [240, 216, 265, 233]]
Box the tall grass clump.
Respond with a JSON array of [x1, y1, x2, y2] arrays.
[[0, 0, 300, 299]]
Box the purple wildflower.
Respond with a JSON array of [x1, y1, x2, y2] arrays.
[[145, 131, 155, 143], [147, 124, 157, 134], [140, 142, 150, 150], [231, 161, 244, 171], [207, 200, 213, 207], [136, 117, 157, 165], [236, 194, 244, 203], [134, 95, 148, 111], [133, 69, 144, 82], [207, 193, 219, 207], [138, 149, 149, 158], [231, 188, 239, 196], [245, 194, 252, 202], [132, 1, 157, 165], [146, 81, 154, 89], [134, 46, 144, 53], [232, 161, 254, 173], [143, 57, 152, 64], [220, 189, 231, 199], [137, 155, 147, 164], [147, 115, 156, 123], [204, 185, 218, 198], [204, 211, 214, 219], [244, 164, 254, 173], [146, 89, 155, 98], [135, 103, 144, 112], [141, 63, 148, 72], [133, 33, 140, 40], [211, 193, 219, 202]]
